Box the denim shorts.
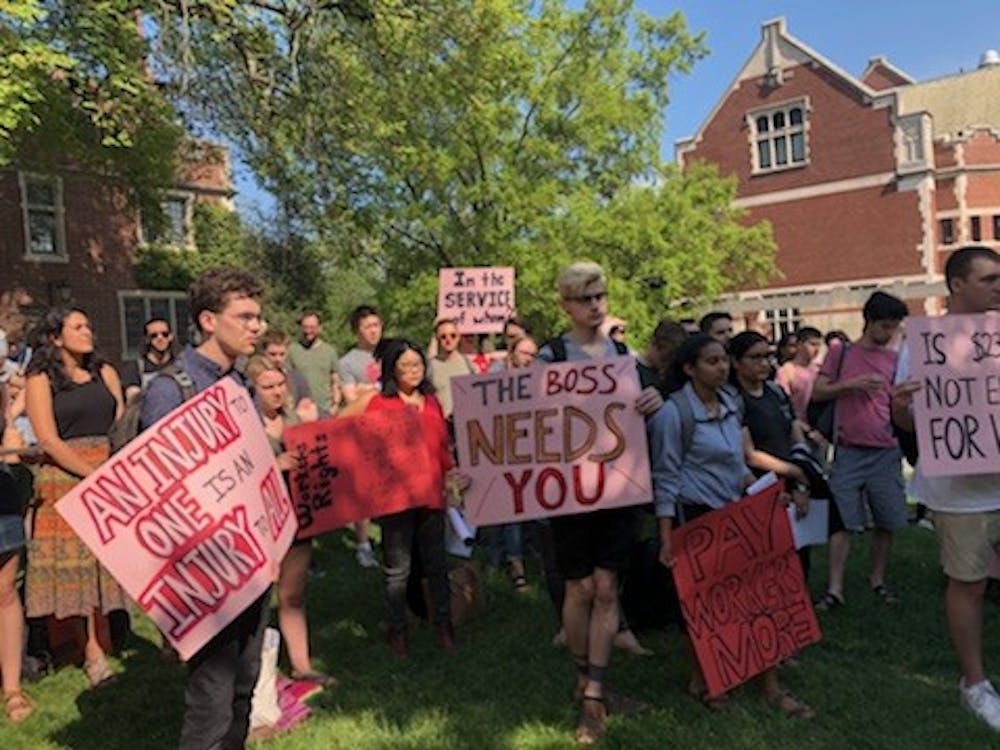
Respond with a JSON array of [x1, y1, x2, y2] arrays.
[[0, 514, 26, 555]]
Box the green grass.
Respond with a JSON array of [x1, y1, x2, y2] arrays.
[[3, 523, 1000, 749]]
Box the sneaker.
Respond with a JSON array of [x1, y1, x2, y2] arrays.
[[960, 678, 1000, 731], [355, 541, 378, 568], [917, 518, 935, 531]]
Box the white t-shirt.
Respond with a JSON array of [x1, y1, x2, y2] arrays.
[[896, 339, 1000, 513]]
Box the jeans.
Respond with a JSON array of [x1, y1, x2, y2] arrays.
[[381, 508, 449, 628], [178, 591, 270, 750]]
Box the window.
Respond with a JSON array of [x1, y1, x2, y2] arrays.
[[971, 216, 982, 242], [750, 102, 807, 174], [940, 219, 955, 245], [19, 173, 66, 260], [141, 194, 193, 247], [118, 291, 191, 359], [764, 307, 800, 341], [994, 215, 1000, 241]]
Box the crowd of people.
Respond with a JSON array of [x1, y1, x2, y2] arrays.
[[0, 245, 998, 747]]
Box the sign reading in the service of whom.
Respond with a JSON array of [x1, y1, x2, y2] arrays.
[[56, 379, 297, 661], [907, 313, 1000, 477], [283, 409, 438, 539], [671, 484, 822, 698], [452, 356, 652, 526], [437, 266, 515, 334]]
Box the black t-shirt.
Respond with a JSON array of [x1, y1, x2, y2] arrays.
[[120, 356, 174, 391], [636, 359, 682, 399], [741, 382, 795, 461]]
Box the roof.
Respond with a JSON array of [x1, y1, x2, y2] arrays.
[[894, 65, 1000, 139]]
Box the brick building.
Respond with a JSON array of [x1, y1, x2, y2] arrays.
[[676, 18, 1000, 339], [0, 141, 232, 367]]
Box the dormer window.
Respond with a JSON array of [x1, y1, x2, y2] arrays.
[[749, 100, 808, 174]]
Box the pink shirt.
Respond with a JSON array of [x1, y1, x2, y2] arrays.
[[775, 361, 819, 422], [819, 341, 898, 449]]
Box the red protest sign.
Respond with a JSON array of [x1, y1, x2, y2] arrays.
[[284, 409, 438, 539], [670, 484, 821, 698], [452, 356, 652, 526], [56, 380, 296, 661]]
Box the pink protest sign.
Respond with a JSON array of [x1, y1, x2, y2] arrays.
[[452, 356, 652, 526], [437, 266, 515, 334], [907, 313, 1000, 477], [56, 379, 296, 661]]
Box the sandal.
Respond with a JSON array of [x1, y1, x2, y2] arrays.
[[872, 584, 901, 605], [689, 685, 732, 712], [765, 689, 816, 720], [4, 691, 34, 724], [290, 669, 339, 688], [83, 656, 117, 689], [814, 591, 845, 611], [575, 695, 607, 745]]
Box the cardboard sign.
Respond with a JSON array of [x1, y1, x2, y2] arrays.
[[283, 409, 438, 539], [452, 356, 652, 526], [437, 266, 515, 334], [56, 379, 296, 661], [671, 484, 822, 698], [907, 314, 1000, 477]]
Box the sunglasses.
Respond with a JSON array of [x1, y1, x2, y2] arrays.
[[148, 332, 171, 340], [565, 292, 607, 305]]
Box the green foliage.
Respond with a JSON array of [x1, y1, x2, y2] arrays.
[[150, 0, 777, 345], [0, 0, 182, 210]]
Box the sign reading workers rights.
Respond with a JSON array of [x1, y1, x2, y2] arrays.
[[907, 314, 1000, 477], [56, 379, 297, 661], [671, 484, 821, 698], [452, 356, 652, 526], [437, 266, 515, 334]]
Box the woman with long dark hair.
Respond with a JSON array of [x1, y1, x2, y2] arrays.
[[648, 333, 814, 718], [364, 340, 466, 657], [24, 308, 128, 688]]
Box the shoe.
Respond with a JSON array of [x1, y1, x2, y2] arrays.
[[388, 626, 409, 657], [917, 518, 935, 531], [83, 655, 117, 689], [435, 621, 456, 653], [355, 542, 379, 569], [960, 679, 1000, 731]]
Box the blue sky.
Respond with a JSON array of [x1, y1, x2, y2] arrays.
[[233, 1, 1000, 216]]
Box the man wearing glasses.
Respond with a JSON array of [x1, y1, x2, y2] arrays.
[[121, 318, 177, 401], [428, 318, 476, 420]]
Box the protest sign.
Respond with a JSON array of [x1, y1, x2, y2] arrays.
[[437, 266, 515, 334], [671, 484, 822, 698], [452, 356, 652, 526], [56, 379, 296, 661], [284, 409, 438, 539], [907, 313, 1000, 477]]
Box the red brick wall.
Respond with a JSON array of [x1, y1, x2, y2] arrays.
[[686, 63, 897, 197]]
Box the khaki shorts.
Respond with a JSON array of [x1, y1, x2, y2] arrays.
[[935, 510, 1000, 582]]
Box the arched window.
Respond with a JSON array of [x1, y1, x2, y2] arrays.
[[749, 101, 808, 173]]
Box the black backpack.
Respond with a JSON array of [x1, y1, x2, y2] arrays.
[[544, 335, 628, 362]]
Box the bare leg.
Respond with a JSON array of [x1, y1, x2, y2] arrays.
[[582, 569, 618, 700], [947, 577, 987, 686], [826, 530, 851, 600], [869, 528, 893, 589], [278, 543, 313, 675], [0, 553, 24, 695], [563, 576, 595, 695]]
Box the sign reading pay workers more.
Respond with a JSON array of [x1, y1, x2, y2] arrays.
[[907, 313, 1000, 477], [451, 356, 652, 526], [56, 379, 297, 660]]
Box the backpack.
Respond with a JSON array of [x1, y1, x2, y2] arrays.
[[667, 387, 746, 457], [806, 343, 849, 442], [544, 334, 628, 363], [109, 363, 196, 453]]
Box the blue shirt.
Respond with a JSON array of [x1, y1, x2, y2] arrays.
[[140, 346, 250, 429], [647, 382, 752, 519]]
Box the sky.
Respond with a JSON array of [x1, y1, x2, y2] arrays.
[[232, 0, 1000, 217]]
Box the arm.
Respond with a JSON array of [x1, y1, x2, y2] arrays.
[[26, 374, 100, 478], [101, 364, 125, 421], [648, 402, 683, 522], [338, 388, 377, 417], [741, 427, 806, 483], [891, 381, 920, 432]]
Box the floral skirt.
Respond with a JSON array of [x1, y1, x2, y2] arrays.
[[26, 437, 129, 619]]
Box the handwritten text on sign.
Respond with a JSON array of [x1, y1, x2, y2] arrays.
[[437, 266, 515, 334], [907, 314, 1000, 477], [284, 409, 438, 539], [452, 356, 652, 526], [56, 379, 296, 661], [671, 485, 821, 698]]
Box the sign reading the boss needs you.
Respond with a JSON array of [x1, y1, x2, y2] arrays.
[[452, 356, 652, 526], [57, 379, 296, 661]]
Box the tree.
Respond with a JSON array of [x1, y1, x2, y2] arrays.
[[151, 0, 776, 340], [0, 0, 181, 209]]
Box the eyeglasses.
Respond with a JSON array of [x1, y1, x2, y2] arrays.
[[565, 292, 607, 305], [148, 332, 171, 340]]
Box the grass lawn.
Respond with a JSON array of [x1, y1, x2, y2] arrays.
[[3, 520, 1000, 749]]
